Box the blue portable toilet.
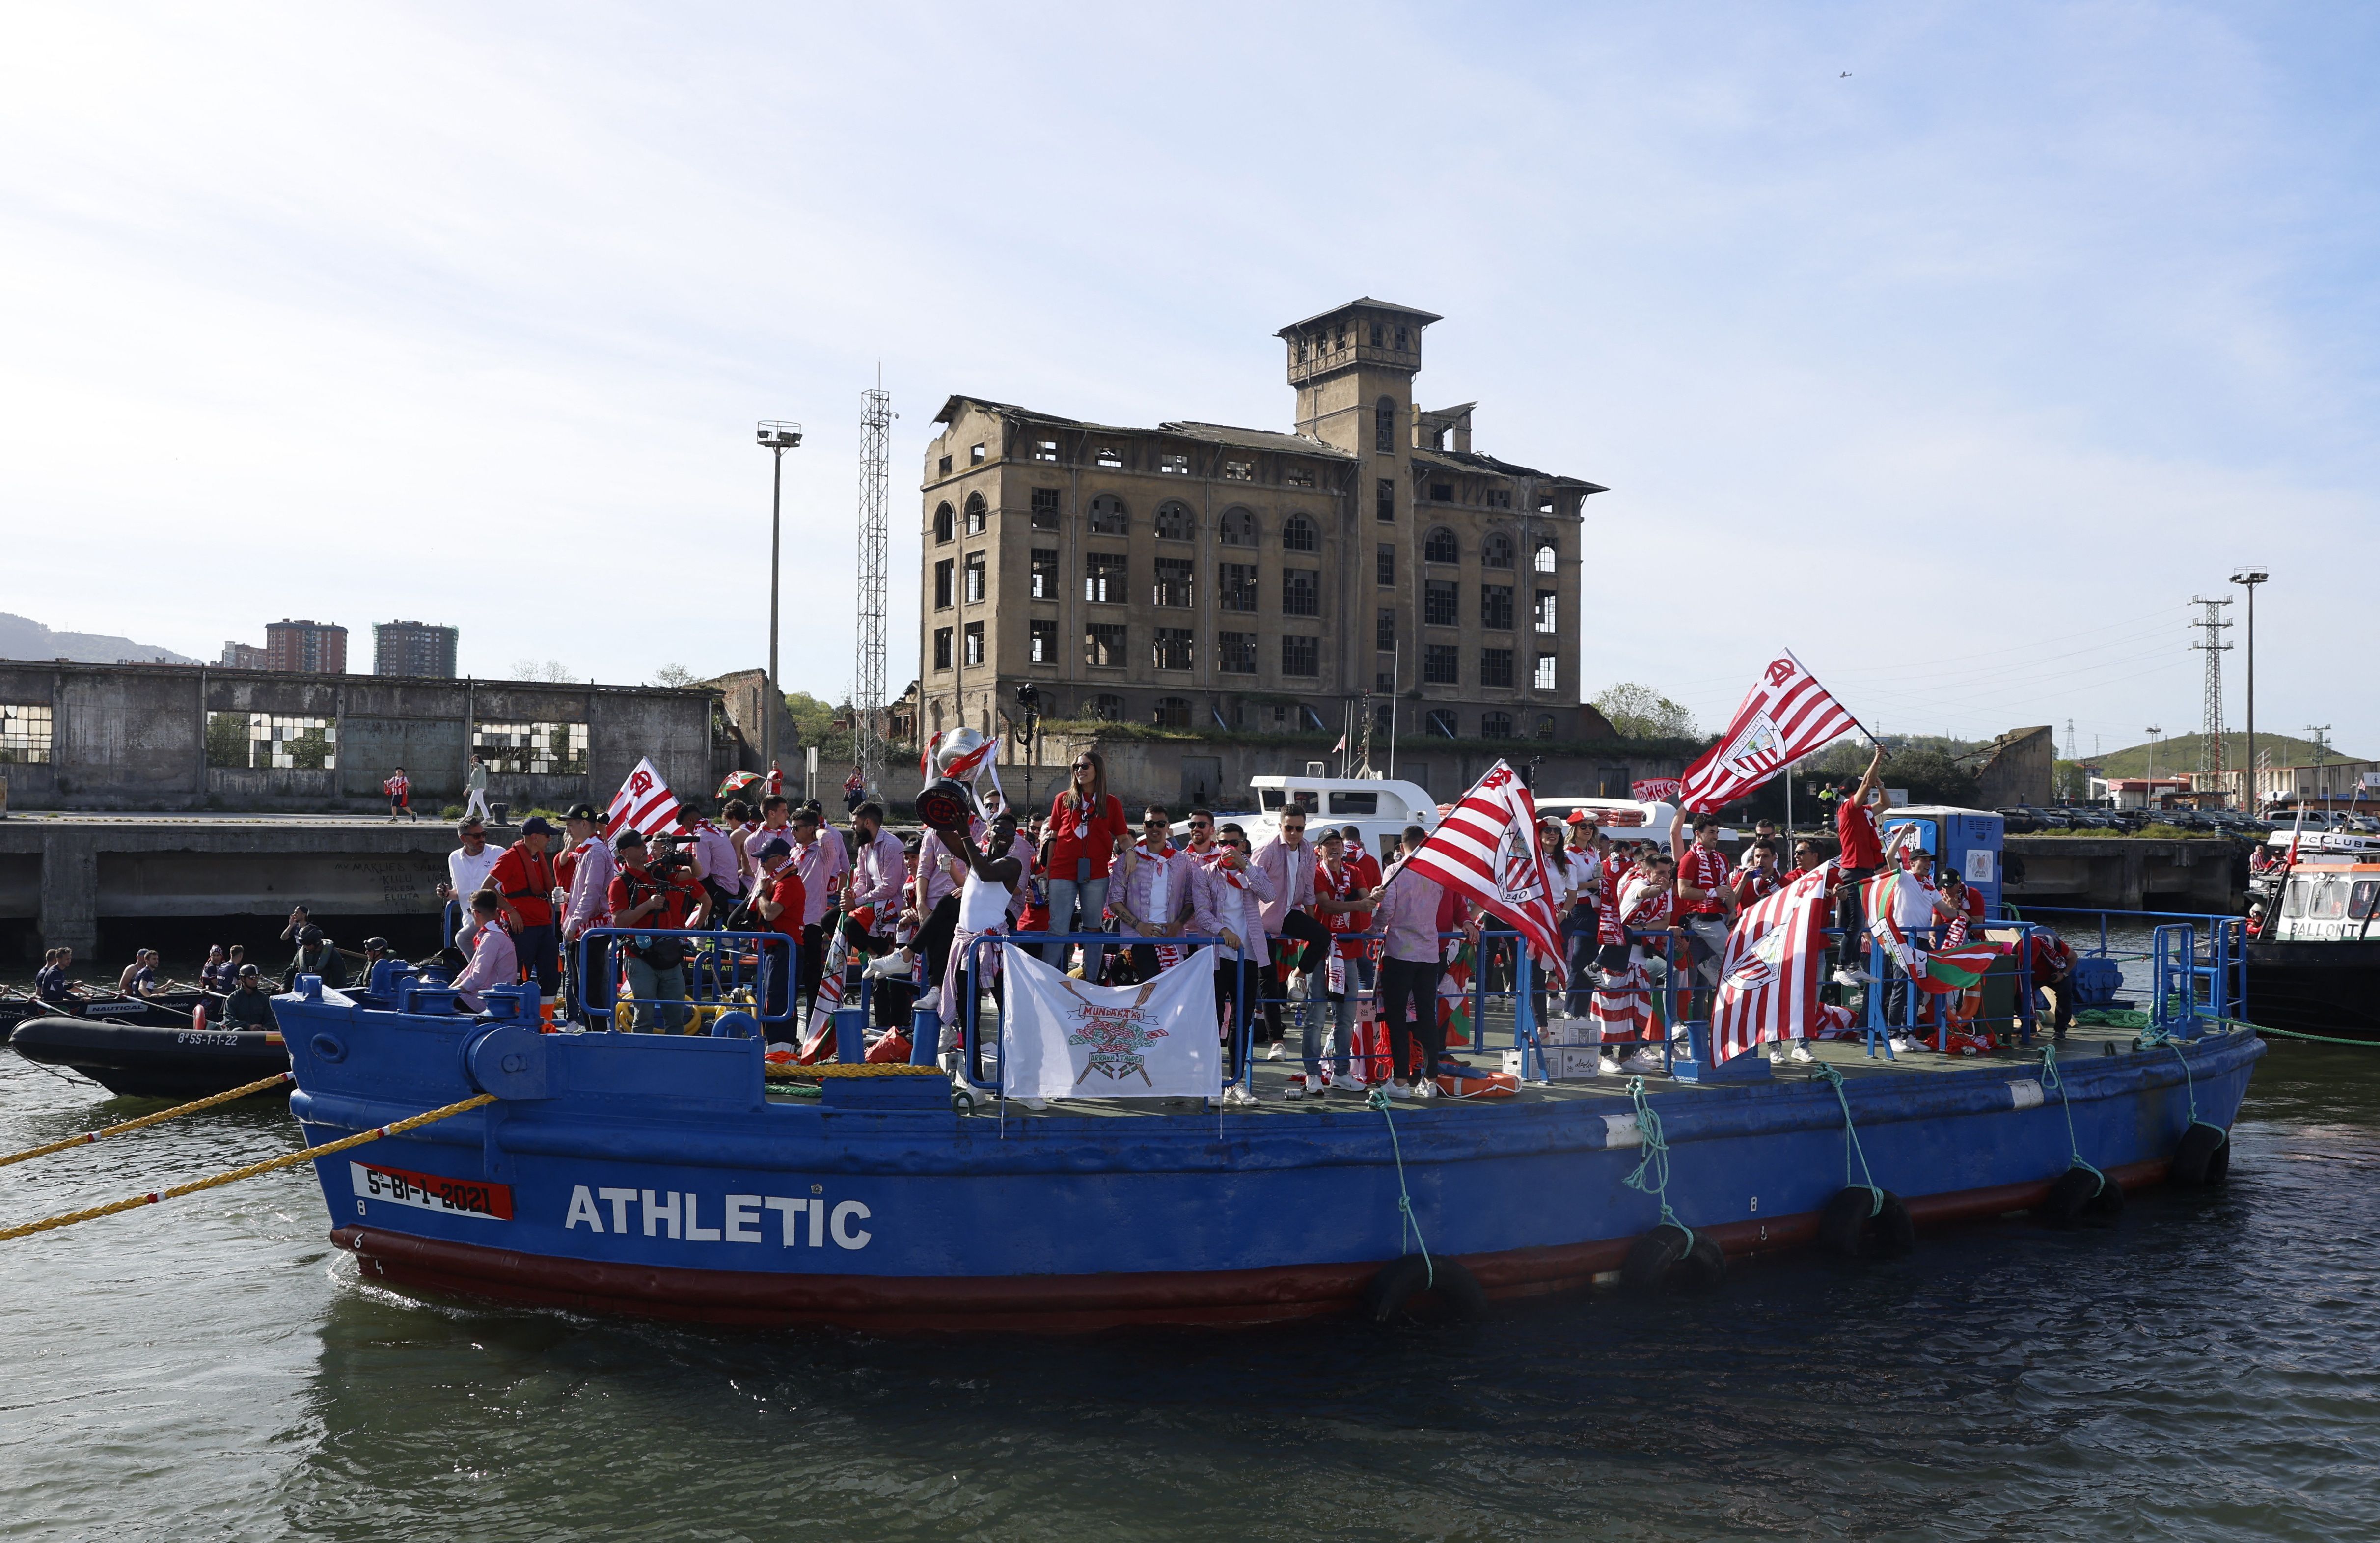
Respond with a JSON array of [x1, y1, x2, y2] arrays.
[[1876, 805, 2005, 918]]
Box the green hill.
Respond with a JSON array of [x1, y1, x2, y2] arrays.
[[2087, 732, 2359, 779]]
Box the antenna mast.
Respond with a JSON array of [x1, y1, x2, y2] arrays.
[[2188, 595, 2233, 787], [854, 381, 892, 800]]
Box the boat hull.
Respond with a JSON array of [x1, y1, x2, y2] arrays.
[[2245, 940, 2380, 1040], [280, 993, 2263, 1331], [0, 991, 210, 1044], [10, 1016, 289, 1100]]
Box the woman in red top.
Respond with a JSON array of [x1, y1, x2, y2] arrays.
[[1042, 750, 1130, 981]]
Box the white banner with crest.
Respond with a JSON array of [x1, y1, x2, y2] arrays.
[[999, 944, 1222, 1101]]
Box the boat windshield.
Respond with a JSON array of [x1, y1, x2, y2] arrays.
[[1328, 791, 1379, 815]]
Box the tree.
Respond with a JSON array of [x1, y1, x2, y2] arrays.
[[649, 663, 697, 688], [1881, 748, 1981, 808], [510, 658, 578, 683], [1590, 682, 1696, 741]]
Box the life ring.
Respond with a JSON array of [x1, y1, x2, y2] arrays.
[[1364, 1254, 1487, 1324], [2170, 1123, 2230, 1187], [2034, 1165, 2125, 1229], [1816, 1186, 1915, 1260], [709, 1011, 759, 1040], [1620, 1223, 1726, 1297]]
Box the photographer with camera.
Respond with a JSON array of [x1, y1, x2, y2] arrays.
[[605, 829, 710, 1032]]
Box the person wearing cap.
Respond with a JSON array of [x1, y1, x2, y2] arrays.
[[220, 964, 276, 1030], [356, 937, 393, 984], [750, 835, 807, 1023], [487, 815, 562, 996], [557, 802, 618, 1024], [607, 829, 707, 1031], [282, 927, 348, 992], [436, 818, 501, 952]]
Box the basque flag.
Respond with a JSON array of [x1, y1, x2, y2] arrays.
[[1676, 651, 1860, 812], [1400, 760, 1567, 986], [604, 757, 685, 840]]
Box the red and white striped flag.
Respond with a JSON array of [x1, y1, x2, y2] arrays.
[[1712, 864, 1834, 1061], [1401, 761, 1566, 986], [604, 757, 685, 840], [1677, 651, 1860, 812]]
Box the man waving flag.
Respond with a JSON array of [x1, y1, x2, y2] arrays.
[[1677, 651, 1862, 812], [605, 757, 685, 840], [1400, 760, 1566, 986]]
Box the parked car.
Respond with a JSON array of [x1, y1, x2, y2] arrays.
[[1996, 806, 2040, 834]]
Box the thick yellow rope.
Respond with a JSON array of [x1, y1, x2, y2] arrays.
[[765, 1062, 945, 1080], [0, 1092, 497, 1244], [0, 1071, 294, 1171]]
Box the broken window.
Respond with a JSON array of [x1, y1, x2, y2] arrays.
[[964, 551, 985, 604], [1534, 653, 1559, 691], [933, 628, 952, 671], [1034, 439, 1059, 462], [1535, 589, 1558, 634], [933, 502, 954, 544], [473, 721, 584, 776], [1424, 528, 1459, 565], [1158, 453, 1189, 475], [1155, 500, 1194, 540], [1030, 548, 1059, 599], [933, 559, 953, 610], [1423, 646, 1459, 686], [963, 622, 984, 667], [1481, 584, 1513, 631], [1376, 478, 1395, 522], [1085, 552, 1127, 604], [1424, 580, 1458, 627], [1218, 632, 1257, 674], [964, 493, 987, 535], [1153, 696, 1193, 728], [1282, 569, 1319, 617], [1153, 557, 1194, 607], [1281, 635, 1319, 677], [1482, 532, 1514, 569], [1429, 482, 1454, 503], [1084, 623, 1128, 669], [1376, 608, 1396, 651], [1375, 397, 1395, 452], [1480, 649, 1514, 689], [1287, 468, 1316, 489], [1534, 540, 1558, 574], [1426, 709, 1458, 738], [970, 443, 986, 464], [938, 454, 953, 476], [1481, 712, 1514, 739], [1031, 487, 1060, 530], [1219, 507, 1256, 546], [1153, 628, 1194, 671], [1095, 446, 1122, 468], [1089, 494, 1128, 534], [1218, 562, 1258, 612], [0, 703, 52, 764], [1029, 619, 1057, 664], [1282, 513, 1317, 552], [1222, 460, 1253, 481]]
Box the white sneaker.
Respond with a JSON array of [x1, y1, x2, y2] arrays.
[[1832, 966, 1874, 986], [911, 987, 940, 1012], [1265, 1041, 1285, 1060], [1389, 1079, 1414, 1099], [865, 948, 912, 980], [1621, 1047, 1664, 1074], [1288, 975, 1309, 1002], [1768, 1045, 1788, 1065], [1021, 1096, 1049, 1111], [1889, 1036, 1915, 1054], [1415, 1078, 1440, 1099], [1789, 1042, 1814, 1064], [1222, 1083, 1260, 1107], [1596, 1054, 1622, 1076]]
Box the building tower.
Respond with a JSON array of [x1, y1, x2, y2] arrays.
[[2189, 595, 2233, 784], [854, 382, 893, 799]]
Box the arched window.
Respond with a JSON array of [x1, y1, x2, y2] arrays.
[[932, 502, 954, 544], [1154, 500, 1194, 541], [1153, 696, 1192, 729], [1089, 495, 1128, 535], [1481, 713, 1514, 740], [1533, 540, 1558, 574], [1534, 714, 1556, 740], [1091, 693, 1124, 723], [1482, 532, 1514, 569], [1219, 507, 1257, 546], [1424, 527, 1459, 565], [1375, 397, 1396, 453], [963, 492, 987, 535], [1282, 513, 1317, 552]]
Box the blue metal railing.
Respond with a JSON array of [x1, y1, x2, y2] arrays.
[[571, 927, 799, 1031]]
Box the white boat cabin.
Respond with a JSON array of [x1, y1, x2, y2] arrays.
[[1226, 775, 1440, 857], [2270, 857, 2380, 943]]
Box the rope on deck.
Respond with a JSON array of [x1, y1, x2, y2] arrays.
[[1620, 1077, 1693, 1250], [0, 1092, 496, 1244], [1812, 1064, 1883, 1217], [763, 1062, 945, 1080], [0, 1072, 294, 1171], [1365, 1087, 1434, 1287]]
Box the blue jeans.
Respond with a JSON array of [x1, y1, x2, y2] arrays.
[[1042, 875, 1111, 982], [624, 956, 689, 1032], [1310, 987, 1354, 1077]]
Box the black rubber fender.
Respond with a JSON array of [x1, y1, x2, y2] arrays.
[[2035, 1165, 2124, 1229], [1816, 1186, 1915, 1260], [2171, 1122, 2230, 1187], [1620, 1223, 1726, 1297], [1364, 1254, 1488, 1324]]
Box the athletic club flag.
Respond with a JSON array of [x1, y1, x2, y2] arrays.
[[1676, 651, 1860, 812], [1401, 761, 1567, 986], [1712, 864, 1834, 1061], [604, 757, 685, 840]]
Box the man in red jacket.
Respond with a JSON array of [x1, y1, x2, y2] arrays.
[[486, 815, 562, 996]]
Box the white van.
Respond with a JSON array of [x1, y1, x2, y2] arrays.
[[1212, 775, 1440, 858]]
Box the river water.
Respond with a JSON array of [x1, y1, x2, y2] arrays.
[[3, 946, 2377, 1540]]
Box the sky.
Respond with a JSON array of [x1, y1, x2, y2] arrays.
[[3, 2, 2374, 759]]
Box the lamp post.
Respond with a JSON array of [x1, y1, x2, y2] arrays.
[[2144, 725, 2160, 810], [756, 421, 803, 778], [2231, 567, 2267, 812]]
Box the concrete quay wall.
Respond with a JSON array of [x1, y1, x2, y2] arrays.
[[0, 660, 733, 815], [2002, 835, 2245, 913]]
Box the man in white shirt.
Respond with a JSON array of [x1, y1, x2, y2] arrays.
[[1884, 849, 1952, 1046], [436, 819, 502, 952]]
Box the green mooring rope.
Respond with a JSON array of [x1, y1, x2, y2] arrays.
[[1813, 1064, 1884, 1217], [2038, 1042, 2106, 1195], [1366, 1087, 1434, 1286], [1621, 1077, 1693, 1248], [2132, 1022, 2221, 1132]]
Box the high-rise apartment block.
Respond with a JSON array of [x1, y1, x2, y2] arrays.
[[263, 619, 348, 675], [373, 620, 459, 678], [919, 300, 1605, 748]]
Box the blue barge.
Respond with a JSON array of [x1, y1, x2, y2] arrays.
[[280, 937, 2262, 1330]]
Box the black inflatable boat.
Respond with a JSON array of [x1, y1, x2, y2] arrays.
[[9, 1014, 290, 1099], [0, 991, 211, 1044]]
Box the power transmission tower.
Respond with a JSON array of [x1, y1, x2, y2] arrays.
[[2307, 723, 2332, 808], [854, 381, 892, 801], [2188, 596, 2232, 785]]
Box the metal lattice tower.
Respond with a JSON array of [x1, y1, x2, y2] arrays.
[[854, 383, 892, 800], [2188, 596, 2233, 780]]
